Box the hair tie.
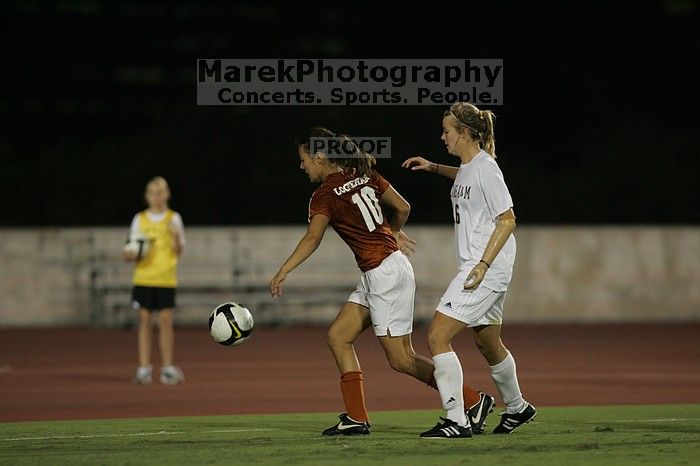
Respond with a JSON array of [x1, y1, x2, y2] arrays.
[[449, 110, 480, 134]]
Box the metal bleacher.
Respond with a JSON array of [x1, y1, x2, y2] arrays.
[[88, 227, 358, 328]]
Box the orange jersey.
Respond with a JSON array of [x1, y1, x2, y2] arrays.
[[309, 170, 398, 272]]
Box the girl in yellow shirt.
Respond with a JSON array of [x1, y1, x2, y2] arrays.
[[124, 177, 186, 385]]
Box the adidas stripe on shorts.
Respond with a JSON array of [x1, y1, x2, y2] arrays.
[[348, 251, 415, 337], [437, 265, 505, 327]]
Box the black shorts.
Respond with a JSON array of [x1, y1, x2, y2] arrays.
[[132, 286, 176, 311]]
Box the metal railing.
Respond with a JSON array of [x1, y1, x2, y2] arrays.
[[87, 231, 355, 327]]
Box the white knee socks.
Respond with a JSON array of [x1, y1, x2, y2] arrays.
[[432, 351, 468, 426], [490, 351, 526, 414]]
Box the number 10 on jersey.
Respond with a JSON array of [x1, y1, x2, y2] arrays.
[[352, 186, 384, 232]]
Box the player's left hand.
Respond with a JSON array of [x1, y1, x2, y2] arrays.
[[270, 270, 287, 298], [464, 262, 488, 290], [395, 230, 417, 256]]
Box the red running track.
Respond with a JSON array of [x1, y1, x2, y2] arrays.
[[1, 324, 698, 422]]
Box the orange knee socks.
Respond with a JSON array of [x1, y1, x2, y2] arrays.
[[427, 371, 480, 408], [340, 371, 369, 422]]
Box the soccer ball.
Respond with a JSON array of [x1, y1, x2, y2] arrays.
[[123, 232, 150, 260], [209, 302, 254, 346]]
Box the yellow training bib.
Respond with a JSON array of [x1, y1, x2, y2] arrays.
[[132, 209, 178, 288]]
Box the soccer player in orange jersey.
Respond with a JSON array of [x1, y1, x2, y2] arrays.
[[270, 128, 494, 436]]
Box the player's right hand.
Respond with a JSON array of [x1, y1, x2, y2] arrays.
[[463, 262, 488, 290], [401, 156, 434, 172], [122, 250, 137, 262], [395, 230, 417, 256], [270, 270, 287, 299]]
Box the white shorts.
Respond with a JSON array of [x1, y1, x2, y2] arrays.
[[436, 268, 506, 327], [348, 251, 415, 337]]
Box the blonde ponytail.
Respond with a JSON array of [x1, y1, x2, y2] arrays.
[[480, 110, 496, 157], [444, 103, 497, 158]]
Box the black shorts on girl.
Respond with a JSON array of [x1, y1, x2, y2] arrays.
[[132, 286, 176, 311]]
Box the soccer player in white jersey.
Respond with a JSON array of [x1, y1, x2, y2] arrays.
[[402, 102, 536, 438]]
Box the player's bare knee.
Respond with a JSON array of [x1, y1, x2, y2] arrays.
[[386, 354, 402, 372], [326, 326, 349, 349], [326, 329, 337, 348], [386, 351, 411, 374], [475, 336, 499, 360], [426, 328, 446, 354], [138, 310, 151, 325], [478, 346, 495, 361]]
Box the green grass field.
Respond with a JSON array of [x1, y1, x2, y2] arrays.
[[1, 405, 698, 465]]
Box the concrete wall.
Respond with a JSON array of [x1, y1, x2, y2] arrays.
[[0, 226, 698, 327]]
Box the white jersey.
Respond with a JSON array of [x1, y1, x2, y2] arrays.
[[451, 150, 515, 292]]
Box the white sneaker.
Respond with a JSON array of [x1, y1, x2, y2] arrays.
[[133, 365, 153, 385], [160, 366, 185, 385]]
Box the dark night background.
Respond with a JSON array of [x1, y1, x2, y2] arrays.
[[1, 1, 698, 226]]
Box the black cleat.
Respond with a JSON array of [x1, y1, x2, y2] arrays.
[[466, 392, 496, 434], [493, 403, 537, 434], [420, 417, 472, 438], [322, 413, 370, 436]]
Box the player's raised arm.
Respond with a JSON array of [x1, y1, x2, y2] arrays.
[[270, 213, 329, 298], [379, 185, 417, 256], [401, 156, 459, 179]]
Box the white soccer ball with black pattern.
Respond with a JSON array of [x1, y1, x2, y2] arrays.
[[209, 302, 254, 346], [123, 232, 150, 261]]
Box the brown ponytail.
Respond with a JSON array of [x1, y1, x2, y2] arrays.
[[333, 133, 376, 178], [296, 127, 376, 177]]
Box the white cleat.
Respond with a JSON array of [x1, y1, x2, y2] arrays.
[[133, 365, 153, 385], [160, 366, 185, 385]]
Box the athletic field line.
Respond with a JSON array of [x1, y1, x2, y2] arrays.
[[610, 418, 700, 423], [1, 428, 273, 442]]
